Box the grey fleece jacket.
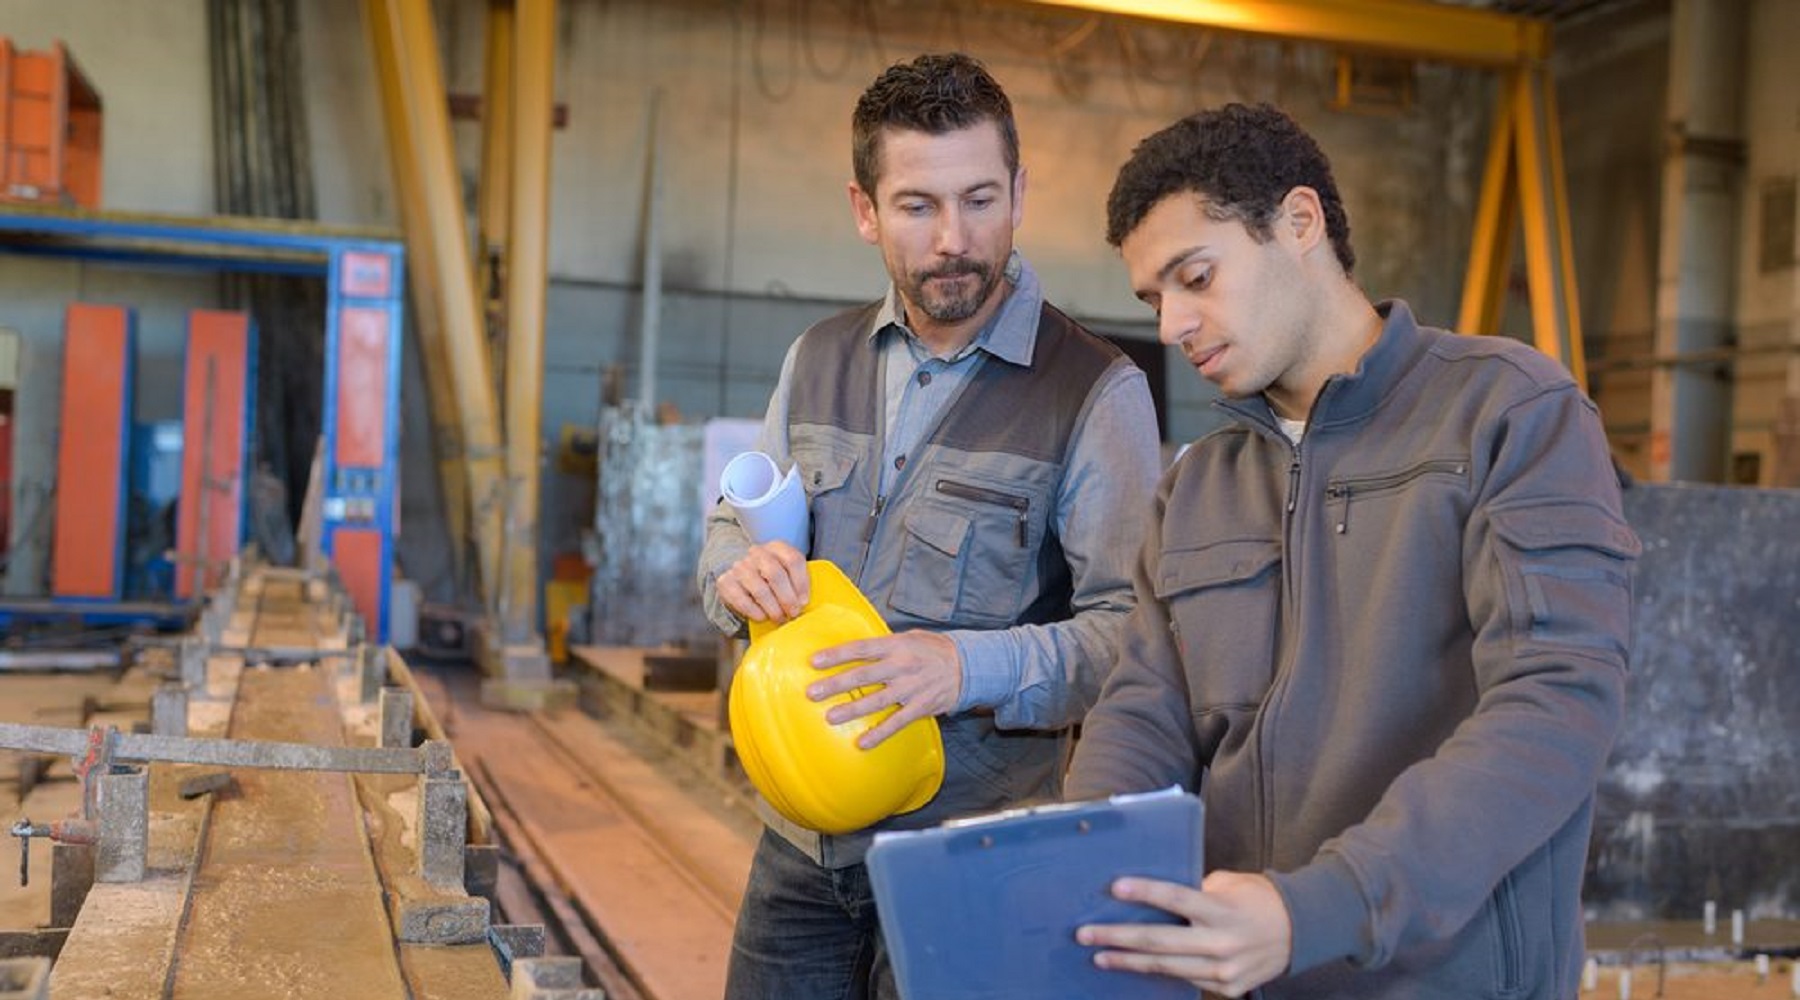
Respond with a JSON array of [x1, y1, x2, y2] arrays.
[[1066, 301, 1639, 999]]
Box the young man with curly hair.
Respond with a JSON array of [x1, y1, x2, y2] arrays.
[[698, 53, 1160, 999], [1066, 103, 1639, 999]]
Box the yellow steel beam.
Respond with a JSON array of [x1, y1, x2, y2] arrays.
[[500, 0, 556, 646], [1540, 65, 1587, 391], [477, 0, 514, 370], [365, 0, 470, 593], [1021, 0, 1549, 68], [1511, 66, 1585, 386], [1457, 71, 1519, 338], [376, 0, 509, 615]]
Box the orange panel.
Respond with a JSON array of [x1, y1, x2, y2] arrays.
[[175, 311, 251, 598], [335, 307, 389, 468], [1, 39, 103, 206], [51, 304, 130, 598], [331, 527, 383, 629]]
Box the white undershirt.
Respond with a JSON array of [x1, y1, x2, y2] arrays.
[[1277, 416, 1307, 445]]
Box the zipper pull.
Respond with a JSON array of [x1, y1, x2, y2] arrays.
[[1015, 510, 1027, 548], [1327, 484, 1351, 534], [862, 495, 886, 542], [1286, 459, 1301, 513]]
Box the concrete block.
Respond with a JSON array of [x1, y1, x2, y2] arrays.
[[479, 678, 578, 713], [509, 956, 603, 999], [48, 843, 93, 928], [487, 923, 546, 979], [417, 775, 468, 890], [96, 767, 148, 883], [178, 637, 207, 687], [393, 893, 489, 945], [464, 843, 499, 901], [151, 683, 188, 737], [357, 644, 387, 703], [0, 956, 50, 1000], [378, 687, 414, 749]]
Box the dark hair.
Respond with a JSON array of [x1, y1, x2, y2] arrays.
[[1105, 103, 1355, 276], [852, 53, 1020, 198]]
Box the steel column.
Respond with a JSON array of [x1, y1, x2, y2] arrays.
[[1649, 0, 1748, 482], [499, 0, 556, 649], [1511, 67, 1583, 381], [365, 0, 470, 594], [1021, 0, 1548, 68], [1457, 73, 1519, 339], [478, 0, 515, 366], [372, 0, 507, 616]]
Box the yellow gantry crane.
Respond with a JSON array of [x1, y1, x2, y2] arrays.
[[365, 0, 559, 687], [1028, 0, 1586, 389]]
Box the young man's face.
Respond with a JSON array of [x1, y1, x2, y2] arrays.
[[850, 120, 1024, 335], [1120, 192, 1318, 417]]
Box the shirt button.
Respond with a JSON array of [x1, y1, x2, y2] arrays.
[[917, 371, 933, 387], [894, 455, 906, 471]]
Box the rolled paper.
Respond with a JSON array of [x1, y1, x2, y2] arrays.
[[722, 450, 811, 552]]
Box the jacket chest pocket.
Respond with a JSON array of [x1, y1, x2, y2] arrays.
[[890, 477, 1038, 627], [792, 444, 861, 561], [1154, 539, 1282, 715]]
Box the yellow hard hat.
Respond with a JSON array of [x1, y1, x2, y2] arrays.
[[729, 560, 945, 835]]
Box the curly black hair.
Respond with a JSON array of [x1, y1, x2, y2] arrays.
[[1105, 103, 1355, 276], [852, 53, 1019, 198]]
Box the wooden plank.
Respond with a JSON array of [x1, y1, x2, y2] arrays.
[[479, 737, 734, 1000], [166, 666, 410, 999]]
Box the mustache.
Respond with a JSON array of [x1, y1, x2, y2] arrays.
[[919, 260, 989, 281]]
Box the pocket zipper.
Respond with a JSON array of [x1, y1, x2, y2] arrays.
[[1322, 459, 1468, 535], [935, 479, 1030, 547]]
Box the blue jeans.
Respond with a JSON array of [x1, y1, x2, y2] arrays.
[[725, 828, 898, 1000]]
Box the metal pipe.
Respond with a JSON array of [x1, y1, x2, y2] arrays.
[[364, 0, 470, 593], [0, 722, 452, 776], [636, 90, 666, 413], [499, 0, 556, 646], [374, 0, 509, 612], [0, 650, 121, 671]]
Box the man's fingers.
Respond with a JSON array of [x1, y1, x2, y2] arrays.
[[720, 544, 812, 622], [1110, 876, 1226, 923]]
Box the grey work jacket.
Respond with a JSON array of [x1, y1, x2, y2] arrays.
[[1068, 301, 1640, 999]]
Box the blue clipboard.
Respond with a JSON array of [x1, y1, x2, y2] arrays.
[[866, 787, 1204, 1000]]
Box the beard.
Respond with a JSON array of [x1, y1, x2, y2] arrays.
[[904, 258, 1001, 325]]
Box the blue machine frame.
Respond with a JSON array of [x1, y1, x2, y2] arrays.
[[0, 206, 406, 641]]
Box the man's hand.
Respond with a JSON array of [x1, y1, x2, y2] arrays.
[[1076, 871, 1293, 998], [715, 542, 809, 625], [806, 631, 962, 749]]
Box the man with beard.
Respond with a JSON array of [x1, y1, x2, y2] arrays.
[[698, 52, 1161, 1000]]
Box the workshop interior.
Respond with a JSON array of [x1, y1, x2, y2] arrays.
[[0, 1, 1796, 998]]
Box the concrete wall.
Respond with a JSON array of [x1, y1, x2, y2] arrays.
[[11, 0, 1798, 596]]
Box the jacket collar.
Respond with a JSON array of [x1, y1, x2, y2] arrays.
[[1218, 299, 1430, 435]]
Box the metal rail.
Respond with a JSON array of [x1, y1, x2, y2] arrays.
[[0, 722, 452, 776]]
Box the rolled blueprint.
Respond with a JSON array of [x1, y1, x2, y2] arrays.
[[721, 451, 810, 553]]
